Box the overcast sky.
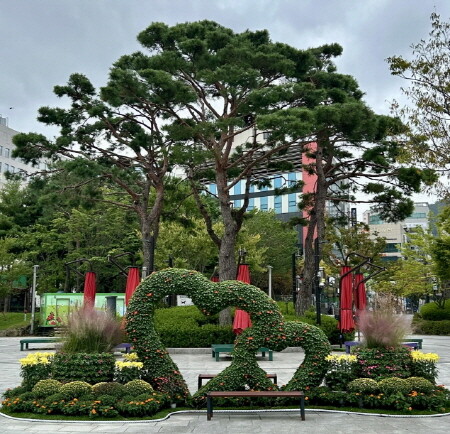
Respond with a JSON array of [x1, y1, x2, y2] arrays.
[[1, 0, 448, 208]]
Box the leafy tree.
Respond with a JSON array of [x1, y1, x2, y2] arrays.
[[431, 206, 450, 287], [13, 71, 176, 272], [239, 210, 298, 295], [387, 12, 450, 189], [0, 238, 29, 312], [323, 222, 387, 273]]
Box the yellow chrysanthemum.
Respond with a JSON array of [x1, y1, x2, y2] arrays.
[[115, 361, 143, 371], [411, 350, 440, 362]]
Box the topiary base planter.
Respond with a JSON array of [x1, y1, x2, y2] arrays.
[[52, 352, 115, 384], [354, 347, 412, 380]]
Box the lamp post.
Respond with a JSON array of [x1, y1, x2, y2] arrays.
[[267, 265, 273, 298], [30, 265, 39, 335], [292, 250, 301, 306], [314, 237, 322, 325]]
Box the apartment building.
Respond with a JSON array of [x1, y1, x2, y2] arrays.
[[0, 116, 46, 187], [363, 202, 430, 261]]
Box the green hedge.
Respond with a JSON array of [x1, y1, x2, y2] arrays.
[[154, 305, 351, 347], [413, 319, 450, 335], [154, 306, 234, 347], [419, 302, 450, 321]]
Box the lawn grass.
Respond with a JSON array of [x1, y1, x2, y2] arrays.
[[0, 312, 29, 331]]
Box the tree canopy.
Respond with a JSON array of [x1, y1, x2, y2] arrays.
[[387, 12, 450, 193]]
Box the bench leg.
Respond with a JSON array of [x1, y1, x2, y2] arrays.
[[300, 395, 305, 421], [273, 374, 277, 385], [211, 350, 215, 358], [261, 351, 266, 357], [207, 396, 213, 420], [215, 351, 220, 362], [269, 351, 273, 361], [20, 343, 24, 351], [198, 377, 202, 391]]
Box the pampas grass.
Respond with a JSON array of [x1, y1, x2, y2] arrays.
[[358, 302, 411, 349], [60, 307, 125, 353]]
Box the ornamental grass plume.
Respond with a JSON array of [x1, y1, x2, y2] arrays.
[[358, 308, 410, 349], [60, 307, 125, 353]]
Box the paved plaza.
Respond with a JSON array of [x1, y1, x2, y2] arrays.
[[0, 330, 450, 433]]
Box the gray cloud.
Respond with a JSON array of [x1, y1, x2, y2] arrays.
[[1, 0, 449, 136]]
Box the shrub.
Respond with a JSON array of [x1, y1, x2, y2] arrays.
[[32, 379, 62, 398], [3, 386, 28, 399], [60, 307, 125, 353], [358, 310, 410, 348], [413, 319, 450, 335], [324, 354, 357, 390], [354, 346, 411, 380], [378, 377, 410, 395], [52, 353, 115, 383], [123, 379, 153, 396], [347, 378, 378, 394], [92, 382, 125, 397], [405, 377, 435, 394], [419, 302, 450, 321], [284, 309, 355, 344], [60, 381, 92, 399]]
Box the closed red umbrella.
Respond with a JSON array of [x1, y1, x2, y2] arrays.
[[353, 273, 367, 311], [339, 266, 354, 332], [233, 264, 252, 335], [125, 267, 141, 306], [83, 271, 97, 310]]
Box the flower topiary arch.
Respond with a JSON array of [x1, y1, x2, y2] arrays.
[[125, 268, 331, 405]]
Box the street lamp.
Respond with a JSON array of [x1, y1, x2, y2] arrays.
[[267, 265, 273, 298], [30, 265, 39, 335], [292, 249, 302, 306]]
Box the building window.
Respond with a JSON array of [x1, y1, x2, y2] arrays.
[[288, 193, 297, 212], [369, 215, 384, 225], [0, 146, 3, 156], [409, 212, 427, 219], [248, 198, 254, 211], [4, 148, 10, 158], [260, 196, 268, 211], [274, 197, 282, 213], [384, 243, 399, 253]]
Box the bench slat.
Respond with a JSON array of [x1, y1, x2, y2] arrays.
[[198, 373, 277, 390]]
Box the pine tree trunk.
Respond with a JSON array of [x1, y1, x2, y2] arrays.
[[296, 140, 327, 316]]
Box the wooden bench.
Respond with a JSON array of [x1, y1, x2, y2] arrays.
[[211, 344, 273, 361], [20, 338, 131, 353], [20, 338, 61, 351], [113, 343, 132, 354], [206, 390, 305, 421], [403, 338, 423, 349], [344, 340, 419, 354], [198, 373, 277, 390]]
